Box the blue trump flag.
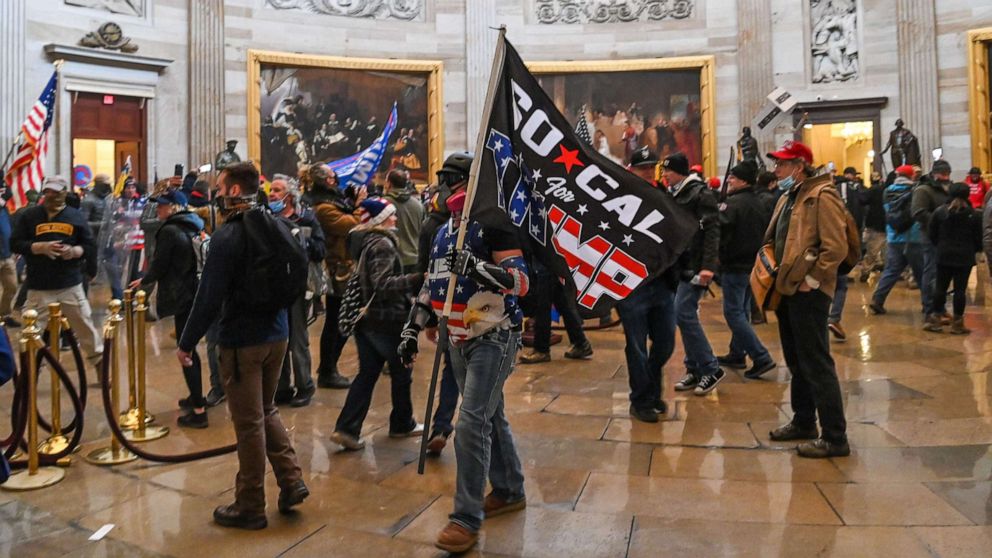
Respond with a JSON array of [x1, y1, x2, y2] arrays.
[[327, 102, 398, 191]]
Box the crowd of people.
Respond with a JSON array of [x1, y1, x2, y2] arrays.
[[3, 136, 991, 554]]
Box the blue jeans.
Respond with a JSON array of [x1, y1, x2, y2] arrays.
[[721, 272, 773, 365], [676, 280, 720, 377], [430, 349, 459, 437], [828, 274, 848, 324], [449, 328, 524, 532], [922, 240, 944, 315], [334, 326, 415, 438], [872, 242, 928, 313], [617, 278, 676, 410]]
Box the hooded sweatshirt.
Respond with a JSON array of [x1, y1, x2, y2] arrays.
[[884, 177, 922, 244], [384, 184, 424, 269]]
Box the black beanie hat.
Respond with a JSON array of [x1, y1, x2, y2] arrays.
[[662, 152, 690, 176], [949, 182, 970, 201], [730, 160, 758, 184]]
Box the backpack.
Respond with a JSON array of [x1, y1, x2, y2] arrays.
[[237, 208, 309, 313], [337, 242, 375, 337], [885, 189, 915, 233]]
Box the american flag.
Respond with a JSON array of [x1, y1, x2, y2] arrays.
[[4, 71, 58, 210], [574, 105, 593, 145]]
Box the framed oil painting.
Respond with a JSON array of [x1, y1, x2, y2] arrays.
[[247, 50, 444, 184], [528, 56, 716, 177]]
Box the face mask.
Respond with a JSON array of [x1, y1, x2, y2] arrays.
[[269, 199, 286, 213], [43, 191, 67, 213], [445, 190, 467, 214], [778, 175, 795, 191]]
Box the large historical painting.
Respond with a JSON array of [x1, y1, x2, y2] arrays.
[[531, 59, 714, 173], [247, 51, 443, 184]]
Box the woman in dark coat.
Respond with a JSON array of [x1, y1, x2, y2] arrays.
[[924, 183, 983, 334]]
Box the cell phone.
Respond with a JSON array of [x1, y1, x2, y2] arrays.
[[174, 164, 184, 178]]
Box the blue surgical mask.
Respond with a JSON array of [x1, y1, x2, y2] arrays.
[[269, 199, 286, 213], [778, 175, 795, 191]]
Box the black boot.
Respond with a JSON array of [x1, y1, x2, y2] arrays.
[[317, 370, 351, 389], [213, 504, 267, 530]]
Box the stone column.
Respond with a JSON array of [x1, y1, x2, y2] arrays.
[[737, 0, 774, 133], [188, 0, 226, 168], [464, 1, 498, 151], [1, 0, 26, 162], [896, 0, 940, 167]]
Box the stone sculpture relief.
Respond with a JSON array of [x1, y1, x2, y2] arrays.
[[79, 22, 139, 53], [534, 0, 694, 24], [65, 0, 145, 18], [810, 0, 860, 84], [265, 0, 424, 21]]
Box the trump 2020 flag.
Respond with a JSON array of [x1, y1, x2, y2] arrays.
[[328, 102, 397, 191], [469, 36, 696, 317]]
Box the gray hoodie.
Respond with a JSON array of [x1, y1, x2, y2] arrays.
[[384, 185, 424, 269]]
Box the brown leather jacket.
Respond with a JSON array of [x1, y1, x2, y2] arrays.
[[313, 201, 360, 271], [762, 173, 848, 298]]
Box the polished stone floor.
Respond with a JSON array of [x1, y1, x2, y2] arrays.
[[2, 278, 992, 557]]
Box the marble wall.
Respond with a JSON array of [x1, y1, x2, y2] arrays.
[[6, 0, 992, 180]]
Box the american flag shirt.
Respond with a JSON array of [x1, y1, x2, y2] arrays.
[[427, 218, 524, 344]]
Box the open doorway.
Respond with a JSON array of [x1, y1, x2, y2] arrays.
[[802, 121, 874, 184], [70, 92, 146, 188]]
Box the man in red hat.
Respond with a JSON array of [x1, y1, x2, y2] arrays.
[[869, 165, 927, 315], [759, 141, 850, 458]]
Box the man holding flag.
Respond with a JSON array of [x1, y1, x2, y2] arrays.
[[403, 30, 696, 553]]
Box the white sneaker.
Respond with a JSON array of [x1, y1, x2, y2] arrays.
[[389, 422, 425, 438]]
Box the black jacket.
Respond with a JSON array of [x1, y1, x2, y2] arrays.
[[417, 211, 448, 274], [11, 205, 96, 290], [138, 211, 203, 319], [928, 203, 982, 268], [718, 188, 771, 274], [835, 179, 865, 232], [672, 177, 720, 276], [860, 183, 886, 232]]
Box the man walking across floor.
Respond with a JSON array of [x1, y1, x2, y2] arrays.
[[869, 165, 928, 315], [716, 160, 777, 379], [913, 160, 952, 323], [826, 167, 865, 341], [382, 168, 423, 274], [663, 153, 725, 396], [762, 141, 850, 459], [177, 162, 308, 529]]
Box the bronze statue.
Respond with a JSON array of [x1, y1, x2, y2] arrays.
[[79, 22, 138, 53], [215, 140, 241, 171], [737, 127, 764, 169], [880, 119, 921, 168]]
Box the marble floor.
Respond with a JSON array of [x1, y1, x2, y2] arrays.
[[2, 279, 992, 557]]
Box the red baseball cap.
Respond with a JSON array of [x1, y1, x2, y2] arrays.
[[690, 164, 704, 174], [767, 140, 814, 164], [896, 164, 915, 178]]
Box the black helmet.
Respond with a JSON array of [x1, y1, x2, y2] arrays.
[[439, 151, 474, 177], [629, 146, 659, 168]]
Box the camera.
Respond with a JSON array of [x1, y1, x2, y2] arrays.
[[815, 94, 823, 102], [174, 164, 184, 178]]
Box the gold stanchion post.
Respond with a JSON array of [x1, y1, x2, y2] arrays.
[[3, 310, 66, 490], [119, 289, 152, 429], [123, 290, 168, 442], [86, 300, 137, 465], [38, 303, 70, 457]]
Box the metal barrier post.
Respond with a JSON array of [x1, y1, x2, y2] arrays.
[[119, 289, 153, 429], [85, 300, 137, 465], [38, 303, 70, 457], [123, 290, 168, 442]]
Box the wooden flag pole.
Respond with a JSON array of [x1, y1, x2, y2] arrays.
[[417, 26, 508, 474]]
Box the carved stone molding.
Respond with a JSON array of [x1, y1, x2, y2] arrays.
[[65, 0, 145, 17], [79, 22, 138, 53], [533, 0, 694, 25], [264, 0, 424, 21], [809, 0, 860, 84]]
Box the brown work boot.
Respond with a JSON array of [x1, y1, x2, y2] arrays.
[[939, 311, 953, 326], [922, 314, 943, 333], [483, 492, 527, 518], [950, 317, 971, 335], [435, 522, 478, 553], [213, 504, 267, 530], [518, 349, 550, 364]]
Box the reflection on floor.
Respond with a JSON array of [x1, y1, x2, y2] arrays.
[[3, 280, 992, 557]]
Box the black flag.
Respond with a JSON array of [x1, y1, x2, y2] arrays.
[[470, 37, 697, 317]]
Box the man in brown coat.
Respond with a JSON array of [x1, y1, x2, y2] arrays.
[[301, 164, 365, 389], [761, 141, 850, 459]]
